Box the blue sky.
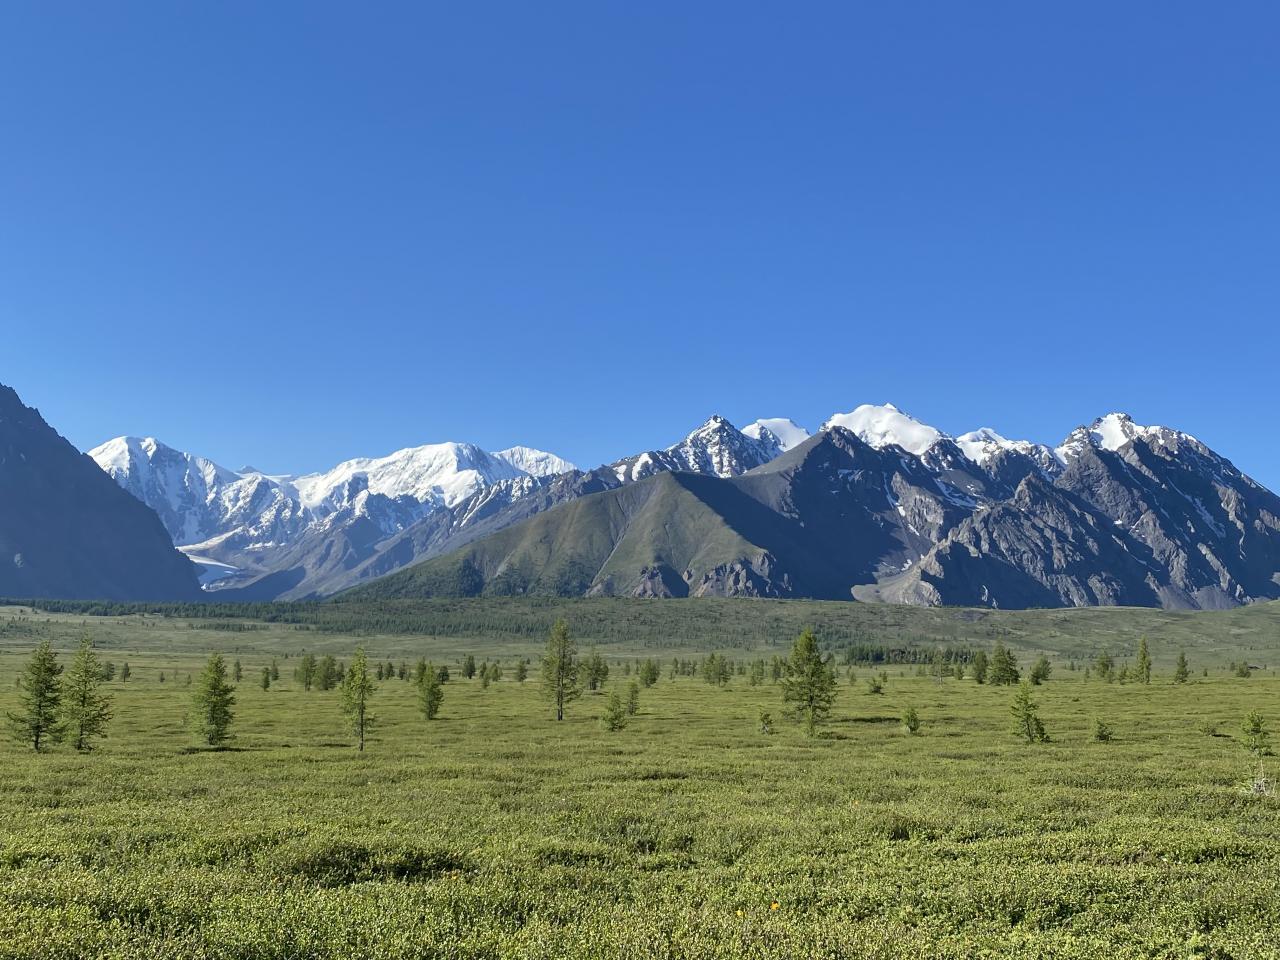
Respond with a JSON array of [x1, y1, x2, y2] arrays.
[[2, 3, 1278, 486]]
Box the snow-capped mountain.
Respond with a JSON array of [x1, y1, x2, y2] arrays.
[[87, 403, 1280, 610], [89, 436, 576, 588], [609, 415, 781, 483]]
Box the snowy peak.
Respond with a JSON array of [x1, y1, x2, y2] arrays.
[[492, 446, 576, 477], [743, 418, 811, 453], [822, 404, 944, 456], [954, 428, 1057, 470], [90, 436, 241, 489], [1055, 412, 1196, 463], [610, 415, 778, 483]]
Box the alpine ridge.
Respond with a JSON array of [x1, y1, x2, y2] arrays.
[[87, 404, 1280, 610]]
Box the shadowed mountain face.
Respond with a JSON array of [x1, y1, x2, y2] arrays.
[[0, 385, 200, 601], [352, 422, 1280, 611]]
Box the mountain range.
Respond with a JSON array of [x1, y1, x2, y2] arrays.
[[83, 400, 1280, 610]]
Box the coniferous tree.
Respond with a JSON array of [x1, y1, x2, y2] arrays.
[[781, 628, 837, 736], [988, 643, 1020, 685], [600, 691, 628, 731], [970, 650, 989, 684], [1136, 638, 1152, 685], [584, 650, 609, 691], [419, 664, 444, 720], [1242, 711, 1271, 758], [270, 659, 280, 682], [7, 639, 65, 752], [462, 654, 477, 680], [341, 647, 376, 751], [626, 679, 641, 716], [1010, 681, 1049, 743], [1094, 652, 1115, 683], [1173, 652, 1190, 684], [232, 659, 243, 683], [120, 662, 131, 682], [261, 667, 271, 691], [296, 653, 318, 691], [515, 659, 528, 682], [191, 653, 236, 747], [64, 636, 113, 752], [1029, 655, 1052, 685], [541, 618, 580, 721]]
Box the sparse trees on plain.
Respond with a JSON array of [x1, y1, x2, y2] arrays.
[[7, 639, 65, 752], [541, 618, 580, 721], [65, 636, 113, 752]]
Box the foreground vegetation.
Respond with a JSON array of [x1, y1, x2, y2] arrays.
[[1, 600, 1279, 958]]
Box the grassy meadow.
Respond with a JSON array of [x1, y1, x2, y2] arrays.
[[1, 601, 1279, 958]]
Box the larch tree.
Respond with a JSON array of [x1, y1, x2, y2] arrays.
[[781, 628, 838, 737], [1173, 652, 1190, 684], [191, 653, 236, 747], [1010, 681, 1049, 743], [341, 647, 376, 751], [7, 639, 65, 752], [1136, 638, 1152, 685], [419, 663, 444, 720], [541, 618, 580, 721], [64, 634, 113, 752]]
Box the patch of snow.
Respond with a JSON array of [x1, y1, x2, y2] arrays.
[[823, 404, 943, 456], [743, 418, 811, 452]]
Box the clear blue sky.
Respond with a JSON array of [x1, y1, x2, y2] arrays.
[[3, 3, 1278, 486]]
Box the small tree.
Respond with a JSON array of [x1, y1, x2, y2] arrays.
[[419, 664, 444, 720], [1010, 681, 1049, 743], [514, 659, 528, 683], [1093, 718, 1114, 742], [341, 647, 376, 751], [600, 692, 628, 731], [759, 711, 774, 735], [865, 676, 884, 695], [988, 643, 1020, 685], [639, 659, 660, 688], [120, 662, 131, 682], [970, 650, 989, 684], [625, 679, 641, 716], [584, 650, 609, 691], [1173, 652, 1190, 684], [781, 628, 837, 736], [462, 654, 477, 680], [902, 706, 921, 736], [541, 618, 580, 721], [1029, 655, 1052, 685], [232, 659, 243, 683], [191, 653, 236, 747], [1136, 638, 1152, 685], [1242, 711, 1271, 758], [1094, 652, 1115, 683], [65, 636, 113, 752], [296, 653, 317, 691], [7, 639, 65, 752], [260, 667, 271, 691]]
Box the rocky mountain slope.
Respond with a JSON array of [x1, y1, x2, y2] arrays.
[[89, 403, 1280, 609], [353, 411, 1280, 610], [0, 385, 200, 600]]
